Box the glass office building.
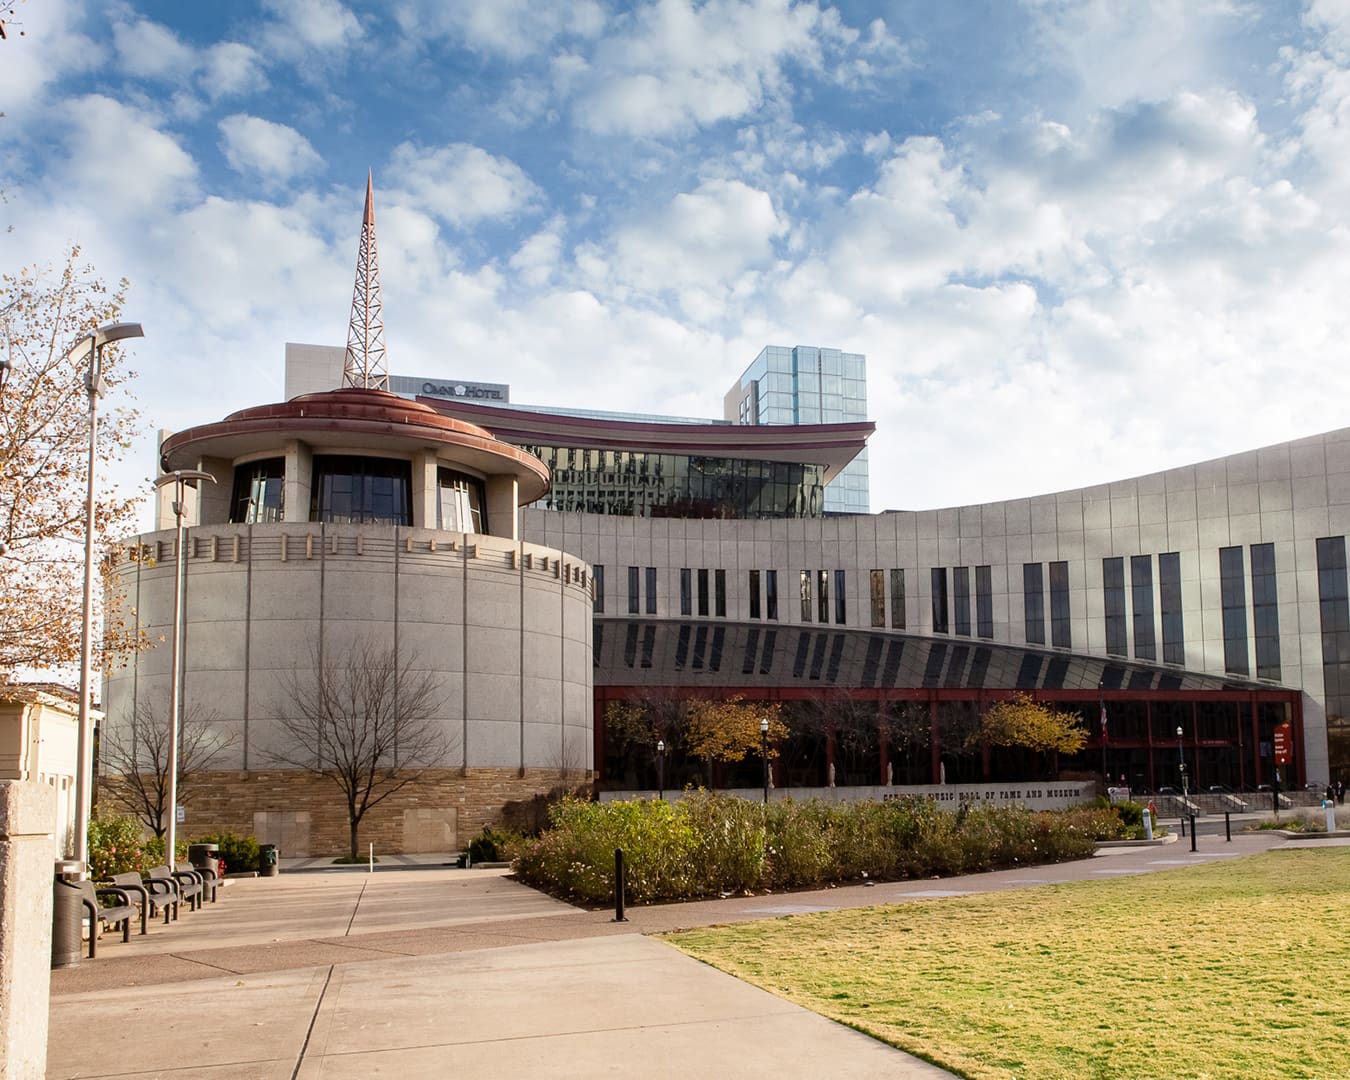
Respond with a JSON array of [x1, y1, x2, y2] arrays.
[[726, 346, 870, 515]]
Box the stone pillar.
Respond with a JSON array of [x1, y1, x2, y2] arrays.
[[0, 781, 56, 1078]]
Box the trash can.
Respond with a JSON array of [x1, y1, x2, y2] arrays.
[[258, 843, 279, 877], [52, 859, 85, 969], [188, 842, 221, 877]]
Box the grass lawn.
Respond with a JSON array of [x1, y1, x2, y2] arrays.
[[667, 849, 1350, 1080]]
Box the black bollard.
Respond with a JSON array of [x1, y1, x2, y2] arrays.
[[1189, 813, 1198, 852], [613, 848, 628, 922], [1180, 815, 1186, 838], [1225, 811, 1231, 842]]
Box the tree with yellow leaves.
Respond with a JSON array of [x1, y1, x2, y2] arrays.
[[973, 692, 1087, 759], [685, 696, 789, 771], [0, 248, 144, 677]]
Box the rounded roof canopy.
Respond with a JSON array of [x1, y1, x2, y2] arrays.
[[160, 387, 551, 504]]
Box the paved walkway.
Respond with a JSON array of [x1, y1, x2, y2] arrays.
[[47, 830, 1332, 1078]]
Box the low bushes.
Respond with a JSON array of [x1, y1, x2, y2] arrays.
[[514, 794, 1124, 905], [192, 832, 261, 874]]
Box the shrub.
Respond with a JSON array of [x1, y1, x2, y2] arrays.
[[467, 827, 526, 863], [192, 832, 260, 874], [88, 814, 153, 879]]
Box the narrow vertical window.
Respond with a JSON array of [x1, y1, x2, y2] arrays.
[[1159, 552, 1184, 665], [1220, 545, 1249, 675], [627, 565, 639, 615], [870, 570, 886, 627], [890, 569, 905, 629], [800, 570, 812, 622], [818, 569, 829, 624], [1317, 537, 1350, 741], [1103, 557, 1126, 657], [976, 565, 993, 639], [593, 564, 605, 614], [698, 568, 709, 617], [1024, 563, 1045, 645], [766, 570, 779, 621], [931, 568, 949, 634], [680, 568, 692, 617], [834, 569, 846, 624], [749, 570, 761, 620], [715, 569, 727, 618], [645, 566, 657, 616], [953, 566, 971, 636], [1131, 554, 1155, 661], [1049, 561, 1071, 648], [1252, 543, 1281, 680]]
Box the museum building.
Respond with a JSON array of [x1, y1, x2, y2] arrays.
[[99, 190, 1340, 856]]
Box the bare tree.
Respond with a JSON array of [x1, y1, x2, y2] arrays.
[[100, 701, 235, 837], [271, 640, 451, 860]]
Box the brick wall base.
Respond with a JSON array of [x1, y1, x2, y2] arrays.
[[101, 768, 592, 857]]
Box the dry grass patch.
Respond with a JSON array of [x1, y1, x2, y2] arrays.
[[667, 850, 1350, 1080]]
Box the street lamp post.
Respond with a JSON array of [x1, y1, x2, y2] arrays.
[[73, 321, 143, 870], [152, 469, 215, 873], [1176, 726, 1187, 799], [760, 717, 770, 806], [656, 739, 665, 801]]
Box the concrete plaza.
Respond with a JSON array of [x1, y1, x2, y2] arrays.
[[46, 830, 1319, 1078]]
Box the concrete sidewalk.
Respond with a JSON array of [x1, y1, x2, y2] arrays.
[[46, 831, 1305, 1078]]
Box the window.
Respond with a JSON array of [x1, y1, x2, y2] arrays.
[[931, 568, 949, 634], [1049, 561, 1071, 648], [312, 455, 411, 525], [749, 570, 761, 620], [1219, 546, 1249, 675], [715, 569, 727, 618], [890, 569, 905, 629], [1252, 543, 1281, 680], [870, 570, 886, 627], [230, 458, 284, 523], [1159, 552, 1184, 665], [766, 570, 778, 621], [698, 569, 709, 617], [436, 467, 486, 533], [1024, 563, 1045, 645], [976, 565, 993, 639], [593, 565, 605, 614], [953, 567, 971, 637], [800, 570, 812, 622], [680, 568, 692, 617], [627, 566, 640, 615], [1131, 555, 1156, 661], [835, 569, 846, 624], [1103, 557, 1126, 657], [818, 570, 829, 624], [645, 566, 657, 616], [1317, 537, 1350, 730]]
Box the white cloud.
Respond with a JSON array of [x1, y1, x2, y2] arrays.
[[112, 16, 197, 80], [393, 0, 607, 59], [219, 114, 324, 183], [385, 143, 542, 227], [0, 1, 99, 119], [259, 0, 363, 58], [570, 0, 837, 136], [201, 42, 268, 100]]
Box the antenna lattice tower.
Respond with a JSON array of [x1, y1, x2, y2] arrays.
[[343, 173, 389, 389]]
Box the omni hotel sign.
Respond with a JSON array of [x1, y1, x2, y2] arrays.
[[392, 374, 510, 402]]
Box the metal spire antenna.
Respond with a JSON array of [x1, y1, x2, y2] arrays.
[[343, 172, 389, 389]]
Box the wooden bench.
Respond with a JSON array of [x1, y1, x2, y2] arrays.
[[77, 881, 136, 958]]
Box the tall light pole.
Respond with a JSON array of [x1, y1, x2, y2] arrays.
[[760, 717, 770, 806], [152, 469, 215, 870], [1176, 725, 1187, 798], [73, 321, 143, 870]]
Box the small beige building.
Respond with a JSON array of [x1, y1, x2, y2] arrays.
[[0, 684, 85, 856]]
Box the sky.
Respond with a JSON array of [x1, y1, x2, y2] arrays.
[[3, 0, 1350, 520]]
